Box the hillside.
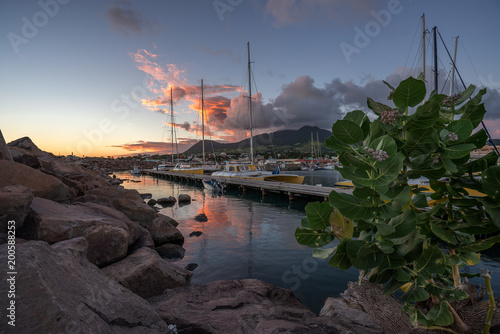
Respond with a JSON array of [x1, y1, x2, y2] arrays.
[[183, 126, 333, 154]]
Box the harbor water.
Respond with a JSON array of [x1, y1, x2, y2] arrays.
[[119, 170, 500, 314]]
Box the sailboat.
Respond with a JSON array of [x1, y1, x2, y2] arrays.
[[212, 42, 304, 184], [198, 79, 221, 173], [168, 86, 204, 175]]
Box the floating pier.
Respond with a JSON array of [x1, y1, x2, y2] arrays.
[[142, 170, 350, 201]]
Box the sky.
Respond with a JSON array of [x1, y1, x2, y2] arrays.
[[1, 0, 499, 157]]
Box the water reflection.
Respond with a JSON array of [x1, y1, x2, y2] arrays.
[[119, 171, 500, 314]]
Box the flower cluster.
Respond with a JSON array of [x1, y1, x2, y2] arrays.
[[441, 94, 462, 107], [432, 152, 441, 165], [446, 132, 458, 142], [365, 148, 390, 161], [380, 109, 401, 125]]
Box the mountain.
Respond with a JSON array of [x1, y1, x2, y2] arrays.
[[183, 126, 332, 154], [490, 139, 500, 146]]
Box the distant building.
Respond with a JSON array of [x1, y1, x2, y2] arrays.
[[470, 145, 497, 159]]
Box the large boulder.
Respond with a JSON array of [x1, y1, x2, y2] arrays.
[[75, 186, 157, 227], [0, 239, 171, 333], [0, 185, 33, 233], [149, 279, 382, 333], [20, 197, 144, 267], [0, 160, 70, 203], [0, 129, 12, 161], [146, 215, 184, 246], [101, 247, 192, 299], [7, 136, 54, 168]]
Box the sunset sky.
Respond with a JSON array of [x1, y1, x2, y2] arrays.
[[1, 0, 499, 157]]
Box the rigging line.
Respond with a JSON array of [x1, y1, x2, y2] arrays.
[[401, 16, 421, 79], [437, 29, 500, 156], [459, 38, 482, 85]]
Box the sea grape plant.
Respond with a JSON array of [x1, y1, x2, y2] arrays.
[[296, 76, 500, 331]]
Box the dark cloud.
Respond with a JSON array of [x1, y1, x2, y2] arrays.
[[103, 5, 154, 37]]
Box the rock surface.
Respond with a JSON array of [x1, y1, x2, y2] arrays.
[[147, 215, 184, 246], [101, 247, 192, 299], [178, 194, 191, 202], [0, 185, 33, 232], [156, 243, 186, 259], [149, 279, 382, 333], [157, 196, 176, 204], [0, 129, 13, 161], [195, 213, 208, 222], [20, 197, 143, 267], [0, 239, 171, 334], [0, 160, 70, 203]]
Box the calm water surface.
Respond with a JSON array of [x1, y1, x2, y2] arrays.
[[119, 170, 500, 314]]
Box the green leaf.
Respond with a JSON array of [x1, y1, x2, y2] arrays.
[[456, 88, 486, 115], [339, 151, 373, 170], [375, 222, 396, 235], [312, 247, 336, 259], [344, 110, 370, 138], [332, 120, 364, 145], [393, 76, 426, 108], [459, 252, 481, 266], [425, 302, 454, 326], [412, 193, 429, 208], [479, 197, 500, 228], [382, 80, 395, 90], [460, 103, 487, 128], [295, 228, 335, 248], [388, 210, 417, 239], [403, 128, 439, 157], [455, 234, 500, 252], [328, 239, 351, 270], [442, 143, 476, 159], [482, 165, 500, 202], [346, 240, 384, 270], [426, 284, 468, 302], [454, 84, 476, 106], [444, 119, 473, 144], [329, 190, 373, 220], [378, 255, 406, 273], [325, 135, 351, 153], [464, 128, 488, 149], [367, 98, 393, 116], [405, 100, 440, 130], [430, 223, 457, 244], [415, 245, 445, 275], [402, 280, 430, 302], [300, 217, 310, 228], [305, 201, 333, 230]]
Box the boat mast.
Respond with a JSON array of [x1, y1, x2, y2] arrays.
[[421, 14, 426, 80], [201, 79, 205, 165], [449, 36, 459, 95], [247, 42, 254, 163], [170, 87, 174, 164], [433, 26, 438, 92], [311, 132, 314, 165]]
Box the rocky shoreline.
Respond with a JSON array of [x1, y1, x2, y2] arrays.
[[0, 130, 405, 333]]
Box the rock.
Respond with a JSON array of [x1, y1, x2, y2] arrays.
[[149, 279, 378, 333], [0, 160, 70, 203], [140, 193, 152, 199], [128, 226, 155, 254], [146, 215, 184, 246], [178, 194, 191, 202], [184, 263, 198, 271], [0, 185, 33, 232], [0, 240, 170, 333], [7, 136, 54, 169], [156, 243, 186, 259], [20, 197, 143, 267], [7, 136, 52, 158], [101, 247, 192, 299], [157, 196, 176, 204], [148, 199, 157, 205], [158, 213, 179, 227], [76, 186, 158, 227], [0, 129, 13, 161], [194, 213, 208, 222], [189, 231, 203, 237]]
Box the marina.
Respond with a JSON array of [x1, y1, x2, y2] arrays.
[[143, 169, 351, 200]]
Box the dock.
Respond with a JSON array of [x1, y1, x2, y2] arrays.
[[142, 170, 351, 201]]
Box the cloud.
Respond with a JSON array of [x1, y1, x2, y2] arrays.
[[109, 138, 198, 154], [103, 5, 156, 37], [264, 0, 383, 27]]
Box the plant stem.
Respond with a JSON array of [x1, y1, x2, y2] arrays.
[[482, 269, 496, 334], [447, 301, 468, 333], [449, 249, 461, 288]]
